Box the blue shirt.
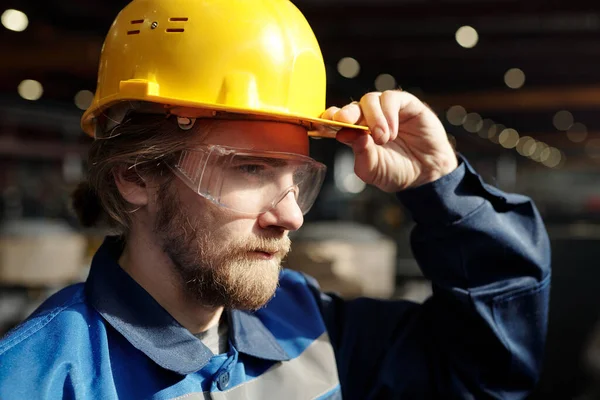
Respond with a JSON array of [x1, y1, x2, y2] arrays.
[[0, 159, 551, 399]]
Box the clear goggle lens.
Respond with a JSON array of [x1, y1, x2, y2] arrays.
[[168, 145, 327, 215]]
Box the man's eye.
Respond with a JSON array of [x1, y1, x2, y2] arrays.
[[237, 164, 265, 175]]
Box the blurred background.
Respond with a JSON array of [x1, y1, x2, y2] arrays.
[[0, 0, 599, 398]]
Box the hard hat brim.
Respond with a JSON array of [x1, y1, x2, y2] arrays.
[[82, 95, 370, 139]]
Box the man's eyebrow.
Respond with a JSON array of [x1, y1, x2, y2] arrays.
[[232, 156, 288, 167]]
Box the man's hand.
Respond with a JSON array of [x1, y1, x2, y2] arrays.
[[321, 90, 458, 192]]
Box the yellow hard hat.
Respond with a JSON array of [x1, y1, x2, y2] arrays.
[[81, 0, 368, 139]]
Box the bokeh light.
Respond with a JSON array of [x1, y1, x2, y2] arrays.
[[337, 57, 360, 79], [18, 79, 43, 101], [455, 26, 479, 48]]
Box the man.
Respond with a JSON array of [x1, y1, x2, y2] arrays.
[[0, 0, 550, 399]]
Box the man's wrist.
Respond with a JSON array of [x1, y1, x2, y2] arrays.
[[397, 156, 485, 226], [410, 153, 459, 189]]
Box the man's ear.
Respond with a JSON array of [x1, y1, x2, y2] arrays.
[[113, 165, 149, 207]]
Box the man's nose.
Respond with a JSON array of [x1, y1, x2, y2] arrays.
[[257, 190, 304, 232]]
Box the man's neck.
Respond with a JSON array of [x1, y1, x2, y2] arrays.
[[118, 228, 223, 334]]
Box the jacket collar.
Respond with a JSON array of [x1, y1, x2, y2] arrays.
[[85, 236, 290, 375]]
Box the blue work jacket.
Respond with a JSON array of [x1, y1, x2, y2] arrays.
[[0, 159, 551, 399]]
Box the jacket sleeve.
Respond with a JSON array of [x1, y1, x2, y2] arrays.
[[307, 156, 551, 400]]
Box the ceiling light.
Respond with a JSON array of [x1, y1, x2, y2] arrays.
[[488, 124, 505, 143], [541, 147, 562, 168], [499, 128, 520, 149], [566, 122, 588, 143], [18, 79, 43, 101], [446, 105, 467, 126], [335, 149, 366, 194], [455, 26, 478, 49], [1, 9, 28, 32], [463, 113, 483, 133], [374, 74, 397, 91], [337, 57, 360, 79], [531, 142, 549, 162], [74, 90, 94, 111], [516, 136, 535, 156], [477, 119, 495, 139], [504, 68, 526, 89], [585, 139, 600, 159], [553, 110, 574, 131]]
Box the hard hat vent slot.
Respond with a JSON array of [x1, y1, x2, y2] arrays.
[[127, 30, 141, 35], [167, 17, 187, 33], [130, 19, 144, 24]]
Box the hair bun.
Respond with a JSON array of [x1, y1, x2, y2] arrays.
[[71, 182, 103, 228]]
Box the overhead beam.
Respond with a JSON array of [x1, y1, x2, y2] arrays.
[[298, 1, 600, 20], [0, 36, 102, 78], [422, 85, 600, 111], [0, 136, 88, 160], [320, 37, 600, 61]]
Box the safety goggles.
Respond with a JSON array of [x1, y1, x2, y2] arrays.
[[167, 145, 327, 215]]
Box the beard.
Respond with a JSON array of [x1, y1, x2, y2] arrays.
[[154, 185, 291, 311]]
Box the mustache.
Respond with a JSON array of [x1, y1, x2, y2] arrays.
[[235, 235, 292, 255]]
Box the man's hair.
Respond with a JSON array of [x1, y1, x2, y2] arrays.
[[71, 114, 195, 234]]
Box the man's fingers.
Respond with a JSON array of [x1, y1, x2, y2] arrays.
[[335, 129, 363, 146], [333, 102, 362, 125], [359, 93, 389, 145], [336, 128, 377, 174], [380, 91, 402, 142], [321, 106, 341, 121]]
